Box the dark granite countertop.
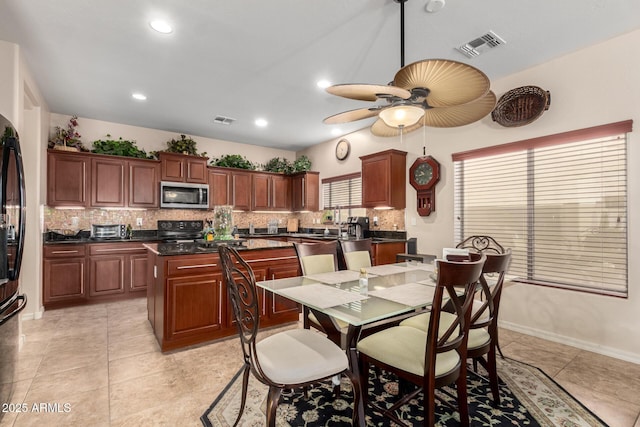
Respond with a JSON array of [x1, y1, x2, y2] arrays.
[[143, 239, 293, 256]]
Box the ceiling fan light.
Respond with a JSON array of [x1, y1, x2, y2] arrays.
[[379, 105, 425, 128]]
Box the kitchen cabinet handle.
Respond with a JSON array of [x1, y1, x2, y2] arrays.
[[51, 250, 80, 254], [218, 281, 222, 324], [94, 248, 141, 253], [301, 177, 305, 207], [246, 256, 297, 263], [177, 263, 217, 269]]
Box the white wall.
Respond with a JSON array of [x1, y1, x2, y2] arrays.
[[49, 114, 296, 166], [0, 40, 50, 321], [302, 29, 640, 363]]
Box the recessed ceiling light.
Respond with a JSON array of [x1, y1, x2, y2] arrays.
[[149, 20, 172, 34], [255, 118, 268, 127], [132, 93, 147, 100], [425, 0, 445, 13], [317, 80, 331, 89], [331, 128, 342, 136]]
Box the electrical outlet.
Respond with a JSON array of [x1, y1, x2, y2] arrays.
[[136, 218, 143, 227], [411, 217, 417, 226]]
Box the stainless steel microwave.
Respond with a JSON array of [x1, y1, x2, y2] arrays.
[[160, 181, 209, 209]]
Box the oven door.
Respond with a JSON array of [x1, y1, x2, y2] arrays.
[[160, 182, 209, 209]]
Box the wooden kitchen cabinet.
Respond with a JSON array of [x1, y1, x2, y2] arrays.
[[88, 242, 150, 297], [128, 159, 160, 208], [43, 244, 87, 307], [231, 170, 252, 211], [372, 241, 407, 265], [251, 172, 291, 211], [208, 167, 231, 206], [266, 264, 301, 324], [47, 150, 90, 207], [291, 171, 319, 212], [91, 157, 126, 207], [159, 152, 208, 184], [360, 149, 407, 209]]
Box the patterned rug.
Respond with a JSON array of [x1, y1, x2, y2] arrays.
[[201, 357, 608, 426]]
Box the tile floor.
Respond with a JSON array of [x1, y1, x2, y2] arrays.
[[1, 297, 640, 427]]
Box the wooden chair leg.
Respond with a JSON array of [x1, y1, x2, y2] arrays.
[[343, 370, 361, 426], [233, 364, 251, 427], [425, 382, 436, 427], [456, 366, 470, 427], [487, 347, 500, 405]]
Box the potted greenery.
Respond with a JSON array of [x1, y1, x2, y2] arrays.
[[210, 154, 257, 170], [48, 115, 88, 152], [292, 155, 312, 173], [263, 157, 293, 174], [163, 134, 207, 157], [91, 134, 151, 158]]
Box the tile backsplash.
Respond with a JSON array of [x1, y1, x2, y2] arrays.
[[43, 207, 405, 233]]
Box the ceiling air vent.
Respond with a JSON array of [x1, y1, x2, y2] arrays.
[[457, 31, 506, 58], [212, 115, 236, 125]]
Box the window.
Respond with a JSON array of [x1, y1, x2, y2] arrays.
[[322, 173, 362, 210], [453, 121, 631, 297]]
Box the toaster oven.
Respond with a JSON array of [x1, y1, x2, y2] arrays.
[[91, 224, 126, 240]]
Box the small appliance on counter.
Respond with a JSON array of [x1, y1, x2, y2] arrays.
[[347, 216, 370, 239], [91, 224, 126, 240]]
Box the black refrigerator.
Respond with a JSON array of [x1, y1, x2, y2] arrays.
[[0, 114, 27, 417]]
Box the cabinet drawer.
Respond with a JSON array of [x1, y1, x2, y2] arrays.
[[44, 244, 86, 258], [166, 255, 219, 277], [89, 242, 146, 256]]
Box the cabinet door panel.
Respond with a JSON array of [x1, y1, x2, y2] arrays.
[[231, 172, 251, 211], [209, 169, 231, 206], [89, 256, 126, 296], [161, 156, 184, 182], [167, 273, 224, 339], [43, 258, 85, 304], [186, 158, 208, 183], [130, 253, 148, 292], [129, 160, 160, 208], [251, 174, 271, 210], [272, 175, 290, 210], [91, 158, 126, 207], [47, 152, 89, 207], [267, 265, 300, 317]]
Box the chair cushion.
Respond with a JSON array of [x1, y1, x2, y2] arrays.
[[467, 327, 491, 350], [399, 311, 457, 336], [344, 251, 372, 270], [256, 329, 348, 384], [308, 311, 349, 330], [471, 299, 490, 323], [301, 254, 335, 275], [357, 326, 460, 378]]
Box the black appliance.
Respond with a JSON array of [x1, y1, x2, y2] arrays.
[[0, 115, 27, 422], [157, 220, 204, 242], [347, 216, 370, 239]]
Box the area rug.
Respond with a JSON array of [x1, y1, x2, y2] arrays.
[[201, 357, 608, 426]]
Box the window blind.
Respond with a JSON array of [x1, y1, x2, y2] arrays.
[[322, 173, 362, 209], [453, 122, 630, 297]]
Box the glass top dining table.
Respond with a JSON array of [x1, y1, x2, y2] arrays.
[[257, 261, 437, 425], [256, 261, 437, 327]]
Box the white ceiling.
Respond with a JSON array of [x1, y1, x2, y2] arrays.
[[1, 0, 639, 151]]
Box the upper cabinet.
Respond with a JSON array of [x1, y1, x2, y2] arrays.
[[208, 167, 232, 207], [48, 150, 159, 209], [159, 152, 208, 184], [291, 171, 319, 212], [251, 172, 291, 211], [47, 150, 90, 207], [360, 149, 406, 209], [230, 170, 252, 211]]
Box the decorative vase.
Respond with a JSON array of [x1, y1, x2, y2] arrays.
[[213, 205, 233, 240], [53, 144, 79, 152]]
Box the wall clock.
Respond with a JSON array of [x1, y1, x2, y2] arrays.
[[335, 138, 350, 160], [409, 155, 440, 216]]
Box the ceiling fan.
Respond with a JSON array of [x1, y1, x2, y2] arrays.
[[323, 0, 496, 137]]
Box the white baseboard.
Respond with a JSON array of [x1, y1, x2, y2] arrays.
[[20, 307, 44, 321], [499, 320, 640, 365]]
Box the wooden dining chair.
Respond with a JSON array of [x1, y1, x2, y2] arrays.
[[218, 245, 360, 427], [293, 241, 347, 346], [456, 235, 504, 254], [455, 235, 507, 358], [357, 254, 486, 427], [401, 250, 511, 405], [339, 239, 373, 270]]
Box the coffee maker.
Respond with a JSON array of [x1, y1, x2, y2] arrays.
[[347, 217, 370, 239]]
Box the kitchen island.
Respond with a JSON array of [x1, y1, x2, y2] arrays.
[[144, 239, 301, 352]]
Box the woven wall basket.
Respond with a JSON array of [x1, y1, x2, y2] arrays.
[[491, 85, 551, 127]]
